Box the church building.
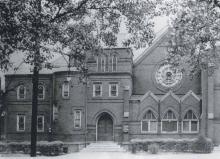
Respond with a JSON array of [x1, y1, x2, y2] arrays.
[[2, 28, 220, 145]]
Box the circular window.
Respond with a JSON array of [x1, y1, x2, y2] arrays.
[[155, 64, 182, 88]]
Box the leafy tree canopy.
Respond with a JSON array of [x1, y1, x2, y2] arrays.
[[164, 0, 220, 75], [0, 0, 160, 72]]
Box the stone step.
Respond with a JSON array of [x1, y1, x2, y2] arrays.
[[81, 142, 126, 152], [214, 146, 220, 151]]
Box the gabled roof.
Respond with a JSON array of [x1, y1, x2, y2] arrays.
[[140, 91, 159, 102], [161, 90, 180, 103], [181, 90, 200, 102], [134, 27, 169, 67]]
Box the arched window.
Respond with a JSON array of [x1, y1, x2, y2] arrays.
[[62, 81, 70, 98], [101, 57, 105, 72], [141, 110, 157, 133], [182, 110, 199, 133], [38, 84, 45, 100], [161, 110, 178, 133], [17, 85, 26, 100], [112, 55, 117, 72], [96, 55, 117, 72]]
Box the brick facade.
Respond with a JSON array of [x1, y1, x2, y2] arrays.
[[2, 29, 220, 144]]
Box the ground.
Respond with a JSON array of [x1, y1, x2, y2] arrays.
[[1, 151, 220, 159]]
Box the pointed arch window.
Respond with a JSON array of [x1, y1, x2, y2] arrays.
[[141, 110, 157, 133], [38, 84, 45, 100], [161, 110, 178, 133], [17, 85, 26, 100], [182, 110, 199, 133]]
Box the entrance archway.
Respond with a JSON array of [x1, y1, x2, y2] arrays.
[[97, 112, 113, 141]]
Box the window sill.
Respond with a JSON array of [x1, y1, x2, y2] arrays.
[[73, 128, 82, 131], [16, 130, 25, 133], [109, 96, 118, 98], [37, 131, 44, 133], [62, 97, 70, 100], [161, 131, 179, 134], [92, 96, 102, 98], [141, 131, 157, 134], [182, 131, 199, 134]]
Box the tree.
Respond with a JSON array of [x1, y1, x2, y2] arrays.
[[0, 0, 160, 156], [164, 0, 220, 75]]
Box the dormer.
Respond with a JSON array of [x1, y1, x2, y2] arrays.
[[87, 48, 133, 74]]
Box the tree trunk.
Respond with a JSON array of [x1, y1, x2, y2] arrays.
[[30, 65, 39, 157]]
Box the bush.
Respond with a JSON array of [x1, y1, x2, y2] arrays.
[[192, 136, 213, 153], [130, 137, 213, 153], [131, 143, 137, 154], [148, 143, 159, 154], [4, 141, 64, 156]]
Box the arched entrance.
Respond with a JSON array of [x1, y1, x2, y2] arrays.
[[96, 112, 113, 141]]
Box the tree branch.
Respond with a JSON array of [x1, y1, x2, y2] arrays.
[[50, 0, 89, 22]]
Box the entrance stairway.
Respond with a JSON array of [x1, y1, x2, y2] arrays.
[[81, 141, 126, 152], [214, 146, 220, 151]]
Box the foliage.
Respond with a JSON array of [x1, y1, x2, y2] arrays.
[[1, 141, 64, 156], [164, 0, 220, 76], [191, 135, 214, 153], [0, 0, 160, 72], [130, 137, 213, 153], [131, 143, 137, 154], [148, 143, 159, 154]]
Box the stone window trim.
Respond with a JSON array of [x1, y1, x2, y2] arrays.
[[73, 110, 82, 129], [37, 115, 44, 132], [161, 110, 178, 134], [109, 82, 119, 97], [17, 85, 26, 100], [16, 114, 25, 132], [62, 81, 70, 99], [141, 110, 158, 133], [38, 84, 45, 100], [93, 82, 102, 97], [182, 110, 199, 134]]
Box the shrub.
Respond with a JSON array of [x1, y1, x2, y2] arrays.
[[148, 143, 159, 154], [37, 141, 64, 156], [191, 136, 213, 153], [130, 137, 213, 153], [131, 143, 137, 154], [4, 141, 64, 156]]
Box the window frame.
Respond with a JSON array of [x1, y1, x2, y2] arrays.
[[161, 110, 178, 134], [93, 82, 102, 97], [112, 55, 117, 72], [141, 110, 157, 133], [38, 84, 45, 100], [17, 85, 26, 100], [109, 83, 119, 97], [74, 110, 81, 129], [101, 57, 106, 72], [37, 115, 45, 132], [16, 114, 25, 132], [62, 81, 70, 99], [182, 110, 199, 133]]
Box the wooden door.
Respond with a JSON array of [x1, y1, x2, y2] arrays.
[[97, 114, 113, 141]]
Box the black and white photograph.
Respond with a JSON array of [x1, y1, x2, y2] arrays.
[[0, 0, 220, 158]]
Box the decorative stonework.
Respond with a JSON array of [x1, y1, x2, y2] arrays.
[[155, 63, 182, 88]]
